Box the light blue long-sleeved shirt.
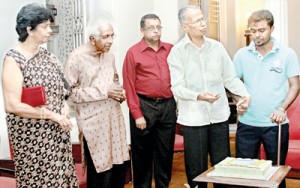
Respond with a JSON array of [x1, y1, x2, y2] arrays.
[[168, 34, 249, 126]]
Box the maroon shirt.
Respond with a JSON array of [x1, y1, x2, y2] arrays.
[[122, 38, 173, 119]]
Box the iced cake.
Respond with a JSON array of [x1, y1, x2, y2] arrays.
[[211, 157, 273, 180]]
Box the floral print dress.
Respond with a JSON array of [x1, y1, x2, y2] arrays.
[[5, 48, 78, 188]]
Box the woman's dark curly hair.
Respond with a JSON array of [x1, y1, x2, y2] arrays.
[[16, 3, 53, 42]]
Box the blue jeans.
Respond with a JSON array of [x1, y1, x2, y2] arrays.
[[130, 96, 177, 188], [236, 122, 289, 188], [183, 122, 230, 188]]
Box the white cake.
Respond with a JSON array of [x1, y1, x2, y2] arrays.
[[211, 157, 273, 180]]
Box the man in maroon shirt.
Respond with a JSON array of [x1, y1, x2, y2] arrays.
[[122, 14, 177, 188]]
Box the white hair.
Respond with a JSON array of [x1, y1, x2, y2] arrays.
[[86, 20, 112, 41], [178, 5, 201, 24]]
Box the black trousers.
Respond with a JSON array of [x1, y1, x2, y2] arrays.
[[183, 122, 230, 188], [130, 96, 177, 188], [236, 122, 289, 188], [83, 137, 126, 188]]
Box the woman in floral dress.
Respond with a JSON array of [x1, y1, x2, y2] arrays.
[[1, 3, 78, 187]]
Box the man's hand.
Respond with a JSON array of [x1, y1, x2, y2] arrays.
[[135, 117, 147, 130], [52, 112, 73, 131], [270, 108, 286, 124], [236, 97, 251, 115], [197, 92, 220, 103], [108, 88, 126, 103]]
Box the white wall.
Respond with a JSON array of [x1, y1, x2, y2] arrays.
[[288, 0, 300, 58], [224, 0, 238, 58], [224, 0, 264, 57], [0, 0, 46, 159]]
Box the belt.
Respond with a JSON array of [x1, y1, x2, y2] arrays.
[[137, 94, 170, 103]]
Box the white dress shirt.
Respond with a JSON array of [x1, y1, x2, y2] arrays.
[[168, 34, 249, 126]]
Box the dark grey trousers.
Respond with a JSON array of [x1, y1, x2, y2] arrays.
[[183, 121, 230, 188], [130, 96, 177, 188]]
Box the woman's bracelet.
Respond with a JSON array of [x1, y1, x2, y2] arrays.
[[40, 107, 45, 119]]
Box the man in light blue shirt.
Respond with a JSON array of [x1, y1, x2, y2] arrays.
[[233, 9, 300, 188], [168, 5, 250, 188]]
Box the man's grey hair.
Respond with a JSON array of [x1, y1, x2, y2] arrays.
[[178, 5, 201, 24], [86, 20, 113, 41]]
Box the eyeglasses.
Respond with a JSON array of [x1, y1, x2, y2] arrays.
[[144, 25, 163, 31], [186, 17, 207, 26]]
